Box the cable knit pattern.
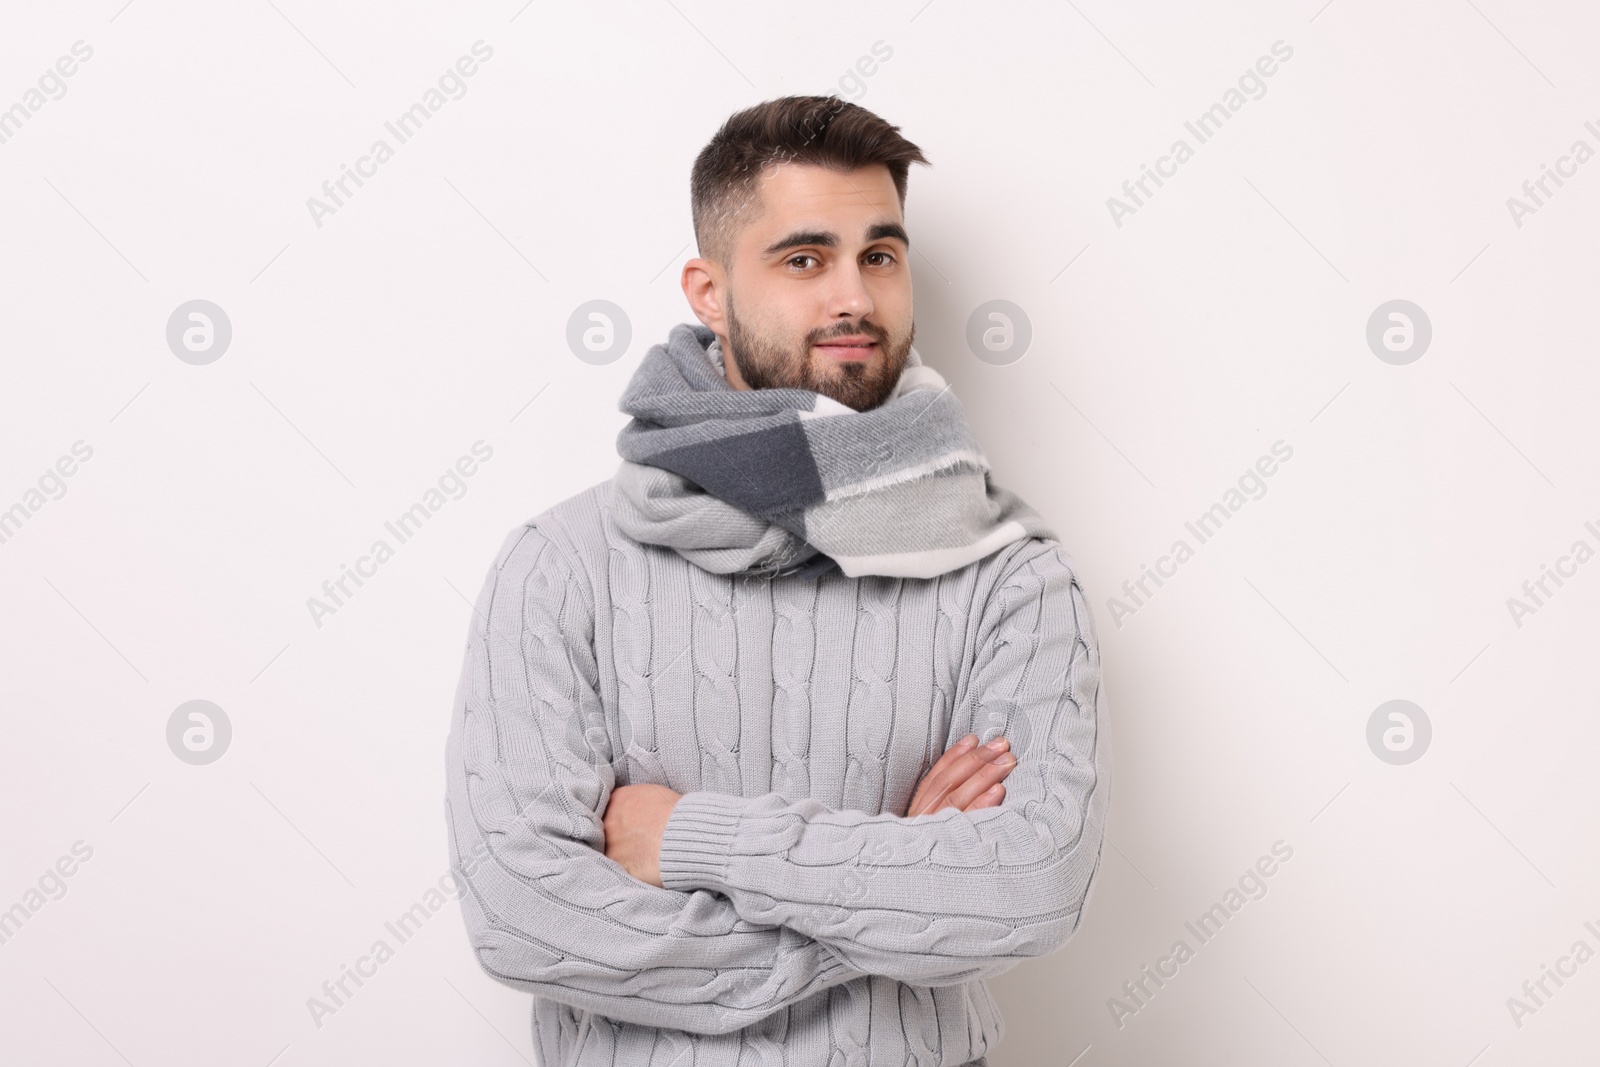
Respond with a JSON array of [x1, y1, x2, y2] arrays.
[[443, 478, 1109, 1067]]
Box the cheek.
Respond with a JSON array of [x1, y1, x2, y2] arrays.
[[870, 282, 913, 326]]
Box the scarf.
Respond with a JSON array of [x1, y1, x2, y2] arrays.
[[611, 322, 1056, 580]]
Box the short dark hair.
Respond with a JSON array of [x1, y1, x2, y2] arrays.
[[690, 94, 930, 269]]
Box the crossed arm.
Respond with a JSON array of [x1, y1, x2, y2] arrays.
[[444, 523, 1109, 1036], [601, 731, 1020, 886]]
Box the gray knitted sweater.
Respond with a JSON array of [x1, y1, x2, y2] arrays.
[[443, 478, 1109, 1066]]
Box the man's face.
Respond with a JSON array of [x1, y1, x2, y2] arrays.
[[686, 162, 915, 412]]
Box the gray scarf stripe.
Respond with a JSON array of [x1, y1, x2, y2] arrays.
[[613, 322, 1055, 579]]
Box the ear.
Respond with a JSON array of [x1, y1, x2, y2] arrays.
[[681, 257, 729, 336]]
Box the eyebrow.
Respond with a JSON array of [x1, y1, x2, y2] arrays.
[[760, 221, 910, 258]]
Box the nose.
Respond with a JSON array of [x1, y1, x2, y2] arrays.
[[827, 260, 874, 322]]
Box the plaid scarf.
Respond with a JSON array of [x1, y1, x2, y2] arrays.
[[611, 322, 1056, 579]]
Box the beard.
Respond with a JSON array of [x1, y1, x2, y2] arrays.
[[723, 295, 913, 412]]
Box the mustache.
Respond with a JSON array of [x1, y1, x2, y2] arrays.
[[812, 323, 889, 344]]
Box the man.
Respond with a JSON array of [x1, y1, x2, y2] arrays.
[[444, 94, 1109, 1067]]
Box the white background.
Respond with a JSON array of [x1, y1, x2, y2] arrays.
[[2, 1, 1597, 1064]]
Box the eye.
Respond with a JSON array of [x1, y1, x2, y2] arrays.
[[864, 251, 896, 267], [786, 254, 819, 270]]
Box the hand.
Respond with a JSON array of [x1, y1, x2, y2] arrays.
[[602, 782, 682, 887], [905, 733, 1016, 817]]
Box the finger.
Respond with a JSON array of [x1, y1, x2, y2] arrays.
[[906, 734, 977, 815], [925, 733, 979, 779], [963, 783, 1005, 811], [921, 736, 1007, 797], [909, 741, 1014, 816], [919, 738, 1010, 808], [941, 750, 1017, 811]]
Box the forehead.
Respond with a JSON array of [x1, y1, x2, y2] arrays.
[[740, 162, 901, 239]]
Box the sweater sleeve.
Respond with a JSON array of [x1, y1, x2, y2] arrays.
[[444, 524, 867, 1037], [657, 540, 1111, 987]]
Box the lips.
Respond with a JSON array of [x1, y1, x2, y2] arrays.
[[814, 337, 878, 361]]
